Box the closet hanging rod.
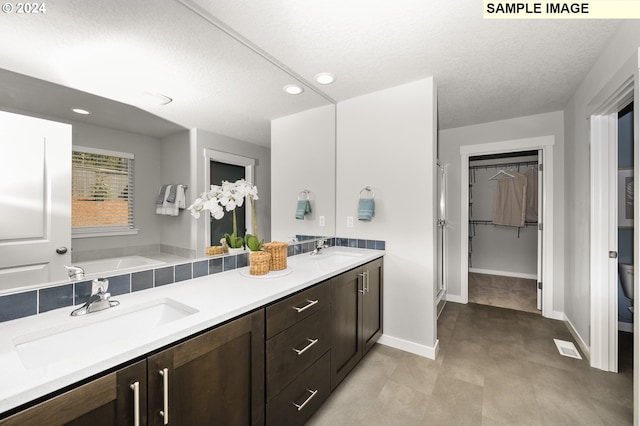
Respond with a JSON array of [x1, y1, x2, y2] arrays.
[[469, 160, 538, 171], [469, 219, 538, 226]]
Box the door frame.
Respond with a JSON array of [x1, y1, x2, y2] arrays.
[[459, 136, 555, 319], [588, 53, 638, 374]]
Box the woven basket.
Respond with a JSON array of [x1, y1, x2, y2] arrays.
[[205, 245, 225, 256], [249, 251, 271, 275], [263, 241, 288, 271]]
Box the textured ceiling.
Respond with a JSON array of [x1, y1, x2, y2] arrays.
[[0, 0, 623, 144]]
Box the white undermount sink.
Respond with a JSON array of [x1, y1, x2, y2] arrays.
[[312, 251, 364, 264], [14, 298, 198, 369]]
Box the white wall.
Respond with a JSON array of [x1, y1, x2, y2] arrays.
[[336, 78, 438, 356], [439, 111, 565, 313], [192, 128, 271, 257], [271, 105, 336, 241], [563, 22, 640, 346]]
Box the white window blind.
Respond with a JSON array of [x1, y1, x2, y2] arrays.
[[72, 146, 135, 236]]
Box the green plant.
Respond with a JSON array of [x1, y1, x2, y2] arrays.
[[245, 234, 264, 251], [224, 209, 244, 248]]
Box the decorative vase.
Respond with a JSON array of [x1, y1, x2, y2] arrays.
[[249, 251, 271, 275]]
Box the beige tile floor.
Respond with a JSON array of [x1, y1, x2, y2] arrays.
[[469, 272, 539, 314], [308, 302, 634, 425]]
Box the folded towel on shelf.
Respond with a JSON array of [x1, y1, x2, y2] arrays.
[[295, 199, 311, 220], [358, 198, 375, 221]]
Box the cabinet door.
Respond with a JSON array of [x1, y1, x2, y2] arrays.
[[330, 266, 363, 390], [0, 360, 146, 426], [363, 258, 383, 354], [147, 310, 265, 426]]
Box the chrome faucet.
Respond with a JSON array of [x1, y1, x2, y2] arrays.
[[310, 239, 328, 256], [71, 278, 120, 316], [64, 265, 85, 281]]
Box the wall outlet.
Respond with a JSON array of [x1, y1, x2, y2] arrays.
[[319, 216, 325, 227], [347, 216, 354, 228]]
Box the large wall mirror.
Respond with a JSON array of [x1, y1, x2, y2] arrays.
[[0, 0, 336, 293]]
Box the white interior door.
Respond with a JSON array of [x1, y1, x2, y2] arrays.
[[537, 151, 543, 311], [0, 111, 72, 290]]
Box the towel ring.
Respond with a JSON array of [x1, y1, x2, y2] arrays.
[[359, 186, 375, 199], [298, 190, 311, 200]]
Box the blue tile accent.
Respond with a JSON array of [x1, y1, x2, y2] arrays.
[[287, 245, 294, 257], [108, 274, 131, 296], [223, 255, 237, 271], [175, 263, 192, 282], [209, 258, 223, 274], [366, 240, 376, 249], [0, 291, 37, 322], [303, 242, 313, 253], [375, 240, 386, 250], [340, 238, 349, 247], [357, 239, 366, 248], [74, 280, 92, 304], [132, 270, 153, 292], [154, 266, 174, 287], [348, 239, 358, 248], [237, 253, 248, 268], [193, 260, 208, 278], [39, 284, 74, 313]]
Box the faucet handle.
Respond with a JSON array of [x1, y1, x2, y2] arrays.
[[92, 278, 109, 294]]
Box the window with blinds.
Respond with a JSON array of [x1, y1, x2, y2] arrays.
[[72, 146, 135, 236]]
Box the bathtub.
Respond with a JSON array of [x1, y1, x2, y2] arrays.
[[76, 256, 165, 276]]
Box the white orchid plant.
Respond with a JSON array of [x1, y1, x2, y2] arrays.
[[188, 179, 261, 249]]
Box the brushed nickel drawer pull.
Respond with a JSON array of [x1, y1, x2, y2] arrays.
[[159, 368, 169, 425], [292, 388, 318, 411], [130, 381, 140, 426], [359, 272, 366, 294], [293, 299, 318, 313], [292, 338, 319, 355]]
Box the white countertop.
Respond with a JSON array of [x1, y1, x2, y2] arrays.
[[0, 247, 383, 414]]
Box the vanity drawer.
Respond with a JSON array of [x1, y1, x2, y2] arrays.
[[266, 306, 331, 400], [266, 279, 330, 338], [266, 351, 331, 426]]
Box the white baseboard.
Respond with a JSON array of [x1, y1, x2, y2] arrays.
[[445, 293, 466, 304], [469, 268, 537, 280], [619, 321, 634, 333], [377, 334, 439, 360], [565, 316, 590, 362], [551, 310, 566, 321]]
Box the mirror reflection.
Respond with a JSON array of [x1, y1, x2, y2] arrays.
[[0, 2, 335, 294]]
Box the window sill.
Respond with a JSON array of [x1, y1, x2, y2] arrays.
[[72, 229, 140, 239]]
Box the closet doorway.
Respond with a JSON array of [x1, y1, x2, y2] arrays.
[[460, 136, 555, 319], [468, 151, 541, 314]]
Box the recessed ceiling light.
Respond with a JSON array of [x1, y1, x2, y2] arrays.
[[140, 92, 173, 106], [72, 108, 91, 115], [283, 84, 304, 95], [315, 73, 336, 85]]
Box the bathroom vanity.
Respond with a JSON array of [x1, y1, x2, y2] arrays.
[[0, 247, 383, 425]]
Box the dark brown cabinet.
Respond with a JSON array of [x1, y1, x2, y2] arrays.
[[0, 360, 147, 426], [265, 280, 332, 425], [147, 309, 264, 426], [1, 310, 264, 426], [331, 258, 383, 390]]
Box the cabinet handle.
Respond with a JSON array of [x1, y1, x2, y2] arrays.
[[292, 388, 318, 411], [365, 270, 370, 294], [359, 272, 366, 294], [159, 368, 169, 425], [130, 381, 140, 426], [292, 338, 319, 355], [293, 299, 318, 313]]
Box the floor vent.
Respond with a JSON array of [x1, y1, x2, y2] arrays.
[[553, 339, 582, 359]]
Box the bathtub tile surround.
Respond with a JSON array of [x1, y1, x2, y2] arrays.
[[0, 236, 385, 323]]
